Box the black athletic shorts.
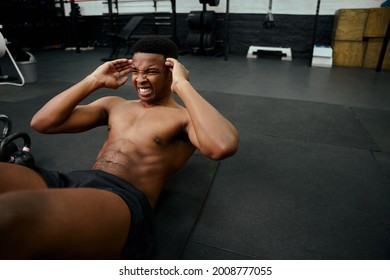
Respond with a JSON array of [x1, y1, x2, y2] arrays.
[[34, 167, 154, 259]]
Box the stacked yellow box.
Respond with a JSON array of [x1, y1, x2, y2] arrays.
[[332, 9, 369, 67], [332, 7, 390, 69], [363, 8, 390, 69]]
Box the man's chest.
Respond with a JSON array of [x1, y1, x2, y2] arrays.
[[108, 105, 189, 147]]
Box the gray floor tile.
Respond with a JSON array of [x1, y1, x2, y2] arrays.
[[154, 155, 219, 259], [205, 92, 379, 150], [182, 241, 258, 260], [352, 107, 390, 153], [373, 152, 390, 181], [189, 133, 390, 259]]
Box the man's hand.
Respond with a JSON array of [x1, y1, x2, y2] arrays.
[[90, 59, 132, 89], [165, 58, 189, 93]]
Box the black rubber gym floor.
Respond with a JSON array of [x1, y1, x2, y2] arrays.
[[1, 48, 389, 259]]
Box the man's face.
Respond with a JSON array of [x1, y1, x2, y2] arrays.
[[130, 52, 172, 104]]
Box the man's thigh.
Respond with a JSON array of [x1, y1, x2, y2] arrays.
[[0, 187, 131, 259], [0, 162, 48, 193]]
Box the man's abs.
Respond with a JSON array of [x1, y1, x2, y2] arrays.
[[91, 149, 169, 207]]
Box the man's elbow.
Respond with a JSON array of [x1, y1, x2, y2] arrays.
[[30, 116, 52, 133], [207, 140, 239, 161]]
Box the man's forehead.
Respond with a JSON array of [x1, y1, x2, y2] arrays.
[[132, 52, 165, 60], [131, 52, 165, 68]]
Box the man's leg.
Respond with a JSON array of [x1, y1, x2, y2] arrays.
[[0, 163, 131, 259], [0, 162, 48, 193]]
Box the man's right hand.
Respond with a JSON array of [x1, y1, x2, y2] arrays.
[[90, 59, 132, 89]]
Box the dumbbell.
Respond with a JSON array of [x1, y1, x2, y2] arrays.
[[0, 131, 35, 168]]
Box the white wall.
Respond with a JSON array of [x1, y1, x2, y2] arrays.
[[66, 0, 385, 16]]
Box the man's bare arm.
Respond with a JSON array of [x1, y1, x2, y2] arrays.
[[31, 59, 132, 134], [166, 58, 239, 160]]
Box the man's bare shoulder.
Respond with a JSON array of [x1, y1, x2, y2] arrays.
[[91, 96, 140, 110], [93, 96, 126, 105]]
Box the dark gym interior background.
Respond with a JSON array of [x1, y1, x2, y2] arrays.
[[1, 0, 390, 260], [0, 0, 345, 58], [1, 0, 389, 60]]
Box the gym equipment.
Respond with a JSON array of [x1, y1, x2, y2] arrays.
[[188, 11, 203, 30], [69, 1, 82, 53], [0, 131, 35, 168], [103, 16, 144, 60], [0, 114, 34, 167], [247, 46, 292, 61], [247, 0, 292, 61], [0, 114, 12, 138], [187, 10, 216, 31], [186, 31, 202, 51], [203, 32, 216, 51], [309, 0, 321, 67], [311, 45, 333, 68], [199, 0, 219, 7], [202, 10, 217, 30], [263, 0, 275, 29], [224, 0, 230, 61], [376, 11, 390, 72], [0, 31, 25, 87], [0, 114, 18, 158], [186, 1, 219, 55], [102, 0, 178, 51]]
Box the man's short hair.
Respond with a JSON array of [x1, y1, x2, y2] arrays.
[[133, 36, 178, 59]]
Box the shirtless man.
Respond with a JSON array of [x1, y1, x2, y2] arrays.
[[0, 36, 239, 259]]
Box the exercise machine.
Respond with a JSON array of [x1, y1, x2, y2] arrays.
[[186, 0, 221, 55], [0, 31, 25, 87]]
